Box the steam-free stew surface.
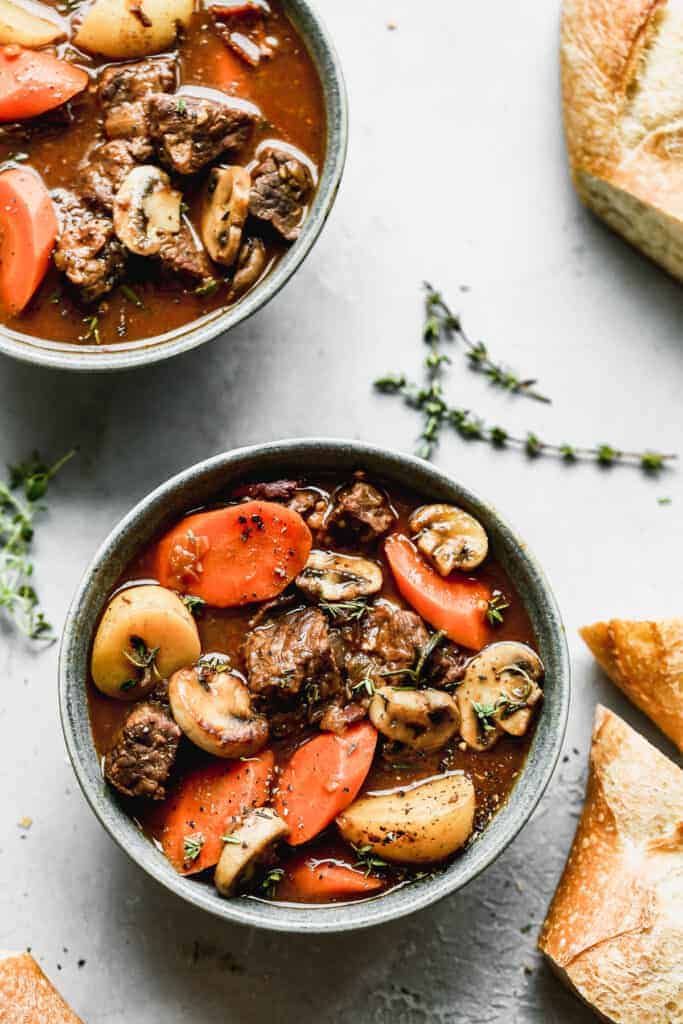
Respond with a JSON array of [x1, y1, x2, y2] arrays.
[[0, 1, 325, 345], [88, 475, 539, 904]]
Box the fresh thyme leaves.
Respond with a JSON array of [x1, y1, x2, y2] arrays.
[[319, 598, 369, 622], [124, 636, 159, 670], [260, 867, 284, 897], [486, 592, 510, 627], [352, 677, 376, 697], [220, 834, 242, 845], [181, 594, 206, 616], [0, 450, 74, 640], [81, 315, 100, 344], [120, 284, 145, 308], [658, 497, 672, 506], [353, 844, 388, 877], [176, 98, 187, 114], [183, 833, 205, 864], [424, 283, 550, 404], [374, 286, 677, 472], [119, 679, 137, 692], [473, 691, 530, 736], [382, 629, 447, 685], [195, 277, 220, 297]]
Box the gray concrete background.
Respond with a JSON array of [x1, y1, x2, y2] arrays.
[[1, 2, 682, 1021]]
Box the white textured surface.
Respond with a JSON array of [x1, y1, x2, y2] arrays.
[[1, 2, 682, 1021]]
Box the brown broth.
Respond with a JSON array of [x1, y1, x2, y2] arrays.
[[0, 2, 326, 345], [87, 475, 540, 904]]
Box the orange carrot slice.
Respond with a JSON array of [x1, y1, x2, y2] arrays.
[[0, 45, 88, 122], [0, 168, 57, 314], [279, 856, 383, 902]]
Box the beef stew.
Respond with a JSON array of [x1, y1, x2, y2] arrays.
[[87, 472, 544, 905], [0, 0, 325, 346]]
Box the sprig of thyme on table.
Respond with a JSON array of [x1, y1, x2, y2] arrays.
[[423, 283, 550, 403], [0, 450, 74, 640], [375, 285, 677, 472]]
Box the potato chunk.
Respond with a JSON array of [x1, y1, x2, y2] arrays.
[[74, 0, 193, 59]]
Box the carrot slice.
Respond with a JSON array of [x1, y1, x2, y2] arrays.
[[385, 533, 491, 650], [273, 722, 378, 847], [0, 45, 88, 122], [278, 856, 383, 902], [155, 501, 312, 607], [0, 168, 57, 315], [160, 750, 274, 875]]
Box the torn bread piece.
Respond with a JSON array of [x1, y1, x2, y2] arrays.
[[581, 617, 683, 753], [0, 951, 84, 1023], [539, 706, 683, 1024]]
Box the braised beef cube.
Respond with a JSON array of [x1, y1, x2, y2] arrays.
[[430, 642, 468, 689], [98, 58, 177, 108], [319, 701, 368, 735], [80, 140, 138, 211], [340, 601, 429, 685], [147, 93, 256, 175], [157, 222, 214, 282], [232, 479, 300, 501], [249, 147, 313, 241], [98, 59, 176, 159], [53, 191, 126, 302], [243, 606, 342, 700], [103, 702, 181, 800], [326, 480, 395, 544]]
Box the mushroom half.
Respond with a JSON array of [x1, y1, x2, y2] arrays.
[[409, 503, 488, 575], [215, 808, 289, 897], [457, 641, 544, 751], [296, 549, 383, 603], [200, 165, 251, 266], [113, 164, 182, 256], [169, 665, 269, 758], [369, 686, 460, 753]]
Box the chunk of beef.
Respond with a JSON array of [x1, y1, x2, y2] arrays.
[[326, 480, 395, 545], [80, 140, 138, 211], [98, 58, 176, 160], [103, 702, 181, 800], [228, 236, 267, 299], [147, 93, 256, 175], [249, 147, 313, 241], [319, 701, 367, 735], [243, 606, 342, 700], [430, 642, 468, 689], [53, 190, 126, 302], [233, 479, 300, 501], [340, 601, 429, 685], [157, 222, 214, 282]]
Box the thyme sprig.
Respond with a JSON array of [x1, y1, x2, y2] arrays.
[[486, 592, 510, 627], [0, 451, 74, 639], [319, 598, 369, 622], [375, 287, 676, 471], [260, 867, 284, 898], [423, 283, 550, 403], [353, 844, 388, 877], [183, 833, 205, 864], [382, 629, 447, 686]]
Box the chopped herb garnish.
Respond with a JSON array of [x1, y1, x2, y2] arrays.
[[119, 679, 137, 692], [319, 598, 369, 622], [81, 315, 100, 345], [473, 691, 531, 737], [195, 277, 219, 296], [260, 867, 284, 898], [181, 593, 206, 616], [120, 284, 145, 308], [176, 98, 187, 114], [382, 629, 446, 686], [486, 592, 510, 626], [124, 636, 159, 670], [183, 833, 205, 864], [0, 450, 74, 639], [352, 677, 376, 697], [353, 844, 388, 877], [220, 834, 242, 845]]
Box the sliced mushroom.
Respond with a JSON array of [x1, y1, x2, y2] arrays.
[[200, 165, 251, 266], [113, 164, 182, 256], [228, 236, 267, 299], [91, 585, 201, 700], [215, 808, 289, 897], [169, 665, 269, 758], [457, 641, 544, 752], [409, 503, 488, 576], [296, 549, 383, 603], [368, 686, 460, 753]]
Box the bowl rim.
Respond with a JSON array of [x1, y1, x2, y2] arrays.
[[0, 0, 348, 373], [59, 439, 571, 933]]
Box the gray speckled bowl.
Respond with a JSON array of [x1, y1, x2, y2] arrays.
[[59, 439, 570, 932], [0, 1, 347, 372]]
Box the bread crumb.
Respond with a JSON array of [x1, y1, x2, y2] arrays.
[[18, 816, 33, 830]]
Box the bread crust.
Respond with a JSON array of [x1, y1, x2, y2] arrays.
[[561, 0, 683, 277], [0, 952, 83, 1023], [539, 706, 683, 1023], [581, 617, 683, 752]]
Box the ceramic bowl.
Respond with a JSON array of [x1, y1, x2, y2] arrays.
[[59, 439, 570, 932], [0, 1, 347, 372]]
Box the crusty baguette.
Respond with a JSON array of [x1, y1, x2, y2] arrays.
[[561, 0, 683, 280], [539, 706, 683, 1023], [581, 617, 683, 753], [0, 952, 83, 1023]]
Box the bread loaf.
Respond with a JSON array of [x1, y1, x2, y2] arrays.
[[0, 951, 83, 1023]]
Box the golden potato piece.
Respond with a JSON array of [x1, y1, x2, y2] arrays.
[[337, 771, 475, 864], [0, 0, 65, 47], [91, 585, 201, 700], [74, 0, 193, 58]]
